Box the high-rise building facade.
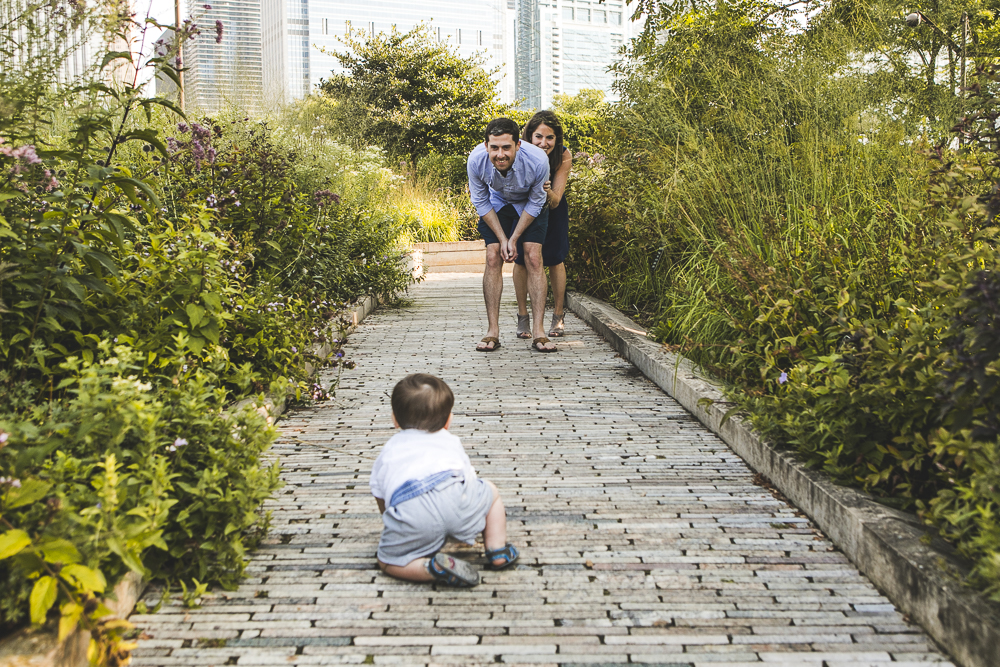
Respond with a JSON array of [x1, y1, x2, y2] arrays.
[[515, 0, 638, 109], [261, 0, 310, 103], [1, 0, 138, 88], [262, 0, 511, 104], [185, 0, 263, 111]]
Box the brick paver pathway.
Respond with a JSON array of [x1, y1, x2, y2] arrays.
[[131, 274, 954, 666]]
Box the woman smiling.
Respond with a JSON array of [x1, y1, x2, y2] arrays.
[[512, 110, 573, 339]]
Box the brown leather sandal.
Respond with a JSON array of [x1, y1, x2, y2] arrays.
[[532, 336, 557, 353], [476, 336, 501, 352]]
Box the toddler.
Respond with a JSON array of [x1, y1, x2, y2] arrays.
[[370, 373, 518, 586]]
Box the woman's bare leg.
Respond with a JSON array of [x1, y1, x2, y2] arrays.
[[549, 262, 566, 317], [512, 263, 529, 317]]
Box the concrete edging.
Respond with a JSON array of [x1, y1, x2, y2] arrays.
[[566, 290, 1000, 667], [0, 295, 384, 667]]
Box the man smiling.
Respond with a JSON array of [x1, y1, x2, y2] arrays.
[[466, 118, 556, 353]]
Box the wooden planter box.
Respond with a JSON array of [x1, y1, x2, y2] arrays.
[[411, 241, 513, 275]]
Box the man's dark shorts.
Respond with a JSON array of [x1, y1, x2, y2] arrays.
[[478, 204, 549, 264]]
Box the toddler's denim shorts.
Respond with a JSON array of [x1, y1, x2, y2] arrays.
[[377, 476, 494, 566]]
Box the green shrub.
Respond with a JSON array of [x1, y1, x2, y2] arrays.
[[0, 0, 414, 646], [565, 0, 1000, 599], [0, 345, 280, 630]]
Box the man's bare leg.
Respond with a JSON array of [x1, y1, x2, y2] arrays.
[[478, 243, 504, 350], [524, 244, 555, 350]]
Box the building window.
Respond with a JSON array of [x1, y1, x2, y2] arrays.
[[477, 30, 482, 45], [579, 8, 590, 21], [594, 10, 605, 23], [457, 28, 461, 44], [322, 18, 328, 34], [562, 7, 573, 19], [610, 11, 621, 24]]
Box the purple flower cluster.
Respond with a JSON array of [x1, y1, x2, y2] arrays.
[[173, 121, 218, 171], [215, 20, 224, 43], [313, 189, 341, 206], [1, 141, 41, 172], [1, 139, 59, 191]]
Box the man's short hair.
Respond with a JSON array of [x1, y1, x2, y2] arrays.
[[391, 373, 455, 432], [484, 118, 521, 144]]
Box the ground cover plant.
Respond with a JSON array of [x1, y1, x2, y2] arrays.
[[565, 0, 1000, 599], [0, 0, 413, 655]]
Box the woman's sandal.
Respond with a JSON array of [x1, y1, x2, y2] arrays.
[[426, 552, 480, 587], [516, 314, 531, 339], [484, 543, 519, 570], [532, 336, 557, 353], [549, 312, 565, 338]]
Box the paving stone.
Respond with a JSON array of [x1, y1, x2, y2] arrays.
[[130, 274, 952, 666]]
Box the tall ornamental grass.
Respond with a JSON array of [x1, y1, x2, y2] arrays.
[[568, 0, 1000, 599]]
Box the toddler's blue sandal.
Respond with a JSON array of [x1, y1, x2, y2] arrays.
[[426, 552, 480, 587], [485, 543, 519, 570]]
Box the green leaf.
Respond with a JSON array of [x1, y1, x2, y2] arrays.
[[100, 50, 133, 69], [61, 564, 107, 593], [187, 335, 206, 354], [39, 539, 81, 565], [108, 175, 161, 209], [140, 97, 185, 121], [186, 303, 206, 327], [720, 406, 742, 427], [5, 479, 53, 509], [202, 292, 222, 311], [30, 576, 58, 625], [200, 319, 220, 344], [58, 602, 83, 640], [0, 530, 31, 560]]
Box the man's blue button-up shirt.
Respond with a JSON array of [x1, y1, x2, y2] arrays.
[[467, 140, 549, 219]]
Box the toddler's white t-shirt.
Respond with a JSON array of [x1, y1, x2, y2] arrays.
[[369, 428, 477, 504]]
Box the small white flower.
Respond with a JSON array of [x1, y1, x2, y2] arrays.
[[174, 438, 188, 448]]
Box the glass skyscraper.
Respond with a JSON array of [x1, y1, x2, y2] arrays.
[[185, 0, 263, 112], [262, 0, 510, 104], [515, 0, 638, 109]]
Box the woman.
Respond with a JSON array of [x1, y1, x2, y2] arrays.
[[513, 110, 573, 339]]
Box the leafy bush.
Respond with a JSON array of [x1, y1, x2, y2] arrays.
[[0, 0, 414, 648], [566, 0, 1000, 599], [318, 25, 515, 162], [0, 346, 280, 630]]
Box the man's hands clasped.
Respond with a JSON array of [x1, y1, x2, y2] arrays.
[[501, 235, 519, 263]]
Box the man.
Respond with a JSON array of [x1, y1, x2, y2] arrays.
[[467, 118, 557, 353]]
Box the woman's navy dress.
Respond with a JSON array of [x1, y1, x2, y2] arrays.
[[542, 146, 570, 267]]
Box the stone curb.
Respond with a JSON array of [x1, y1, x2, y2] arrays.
[[0, 295, 384, 667], [566, 290, 1000, 667]]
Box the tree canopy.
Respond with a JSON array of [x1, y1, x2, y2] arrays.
[[318, 25, 514, 161]]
